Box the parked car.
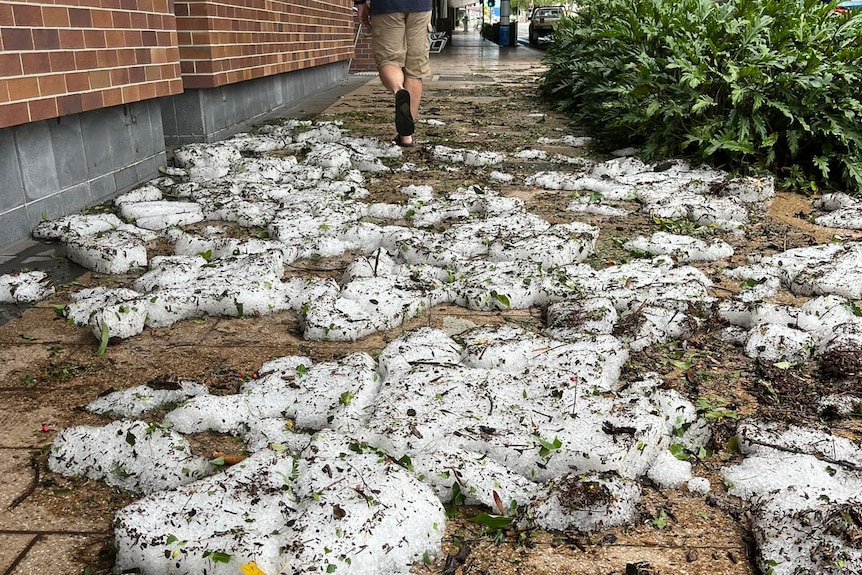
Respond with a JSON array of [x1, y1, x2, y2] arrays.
[[835, 0, 862, 12], [528, 6, 567, 45]]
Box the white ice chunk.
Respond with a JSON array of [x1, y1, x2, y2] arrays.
[[646, 450, 693, 488], [48, 420, 212, 494], [86, 380, 209, 418], [118, 200, 204, 230], [32, 213, 124, 241], [65, 230, 148, 274], [0, 271, 55, 303], [623, 231, 733, 262], [529, 472, 641, 532], [113, 434, 445, 575]]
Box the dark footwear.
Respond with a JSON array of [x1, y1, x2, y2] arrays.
[[395, 89, 415, 137], [393, 134, 415, 148]]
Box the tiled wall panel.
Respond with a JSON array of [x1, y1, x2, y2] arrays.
[[0, 0, 183, 129]]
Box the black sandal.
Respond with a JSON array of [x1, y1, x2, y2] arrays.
[[393, 134, 415, 148], [395, 89, 415, 137]]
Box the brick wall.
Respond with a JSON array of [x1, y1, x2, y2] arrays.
[[174, 0, 355, 90], [349, 12, 374, 73], [0, 0, 183, 129]]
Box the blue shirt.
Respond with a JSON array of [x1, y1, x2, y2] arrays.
[[370, 0, 432, 15]]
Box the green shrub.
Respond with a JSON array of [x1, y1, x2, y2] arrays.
[[541, 0, 862, 194]]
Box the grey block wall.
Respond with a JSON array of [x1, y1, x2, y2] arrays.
[[162, 61, 349, 146], [0, 62, 350, 252], [0, 99, 166, 251]]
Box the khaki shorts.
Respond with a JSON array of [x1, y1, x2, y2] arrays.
[[371, 11, 432, 79]]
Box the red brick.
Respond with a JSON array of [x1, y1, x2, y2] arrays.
[[117, 48, 136, 65], [59, 29, 86, 49], [2, 28, 34, 51], [42, 6, 70, 27], [32, 28, 61, 50], [49, 51, 74, 72], [68, 7, 92, 27], [102, 0, 121, 8], [21, 52, 52, 75], [0, 4, 13, 26], [29, 97, 59, 122], [57, 93, 83, 115], [38, 74, 67, 97], [0, 102, 30, 128], [96, 49, 118, 67], [130, 11, 147, 28], [105, 29, 125, 47], [84, 29, 106, 48], [0, 53, 22, 76], [110, 67, 129, 84], [89, 69, 111, 88], [80, 90, 103, 111], [91, 9, 112, 28], [142, 30, 156, 45], [13, 4, 44, 27], [112, 10, 131, 28], [74, 50, 98, 70], [128, 66, 145, 83], [120, 83, 140, 101], [139, 82, 156, 100], [7, 77, 39, 100], [124, 29, 142, 46], [65, 71, 91, 91], [102, 87, 122, 107], [145, 65, 161, 80]]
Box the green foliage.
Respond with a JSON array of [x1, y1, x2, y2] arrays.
[[470, 513, 514, 529], [542, 0, 862, 194]]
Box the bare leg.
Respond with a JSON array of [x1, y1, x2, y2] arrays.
[[403, 76, 423, 121], [378, 64, 405, 95], [379, 65, 422, 145]]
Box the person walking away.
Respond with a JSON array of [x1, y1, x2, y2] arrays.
[[355, 0, 432, 147]]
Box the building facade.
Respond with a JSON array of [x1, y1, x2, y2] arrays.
[[0, 0, 355, 250]]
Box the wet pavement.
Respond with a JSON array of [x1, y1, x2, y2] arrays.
[[6, 26, 861, 575], [0, 30, 554, 575]]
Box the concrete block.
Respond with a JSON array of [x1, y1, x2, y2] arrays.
[[0, 131, 26, 213], [26, 194, 65, 228], [114, 164, 139, 193], [80, 108, 113, 179], [61, 182, 95, 215], [0, 208, 31, 250], [107, 107, 135, 168], [89, 172, 117, 205], [16, 121, 60, 202], [48, 114, 87, 190]]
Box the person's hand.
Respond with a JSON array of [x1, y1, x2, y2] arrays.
[[356, 3, 371, 28]]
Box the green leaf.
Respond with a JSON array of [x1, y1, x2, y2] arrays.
[[165, 534, 178, 545], [537, 436, 562, 457], [97, 322, 110, 356], [197, 249, 213, 262], [209, 456, 226, 466], [204, 550, 231, 563], [490, 291, 511, 308], [125, 432, 136, 446], [326, 565, 337, 573], [669, 443, 690, 460], [470, 513, 513, 530], [772, 361, 793, 370], [667, 359, 691, 370]]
